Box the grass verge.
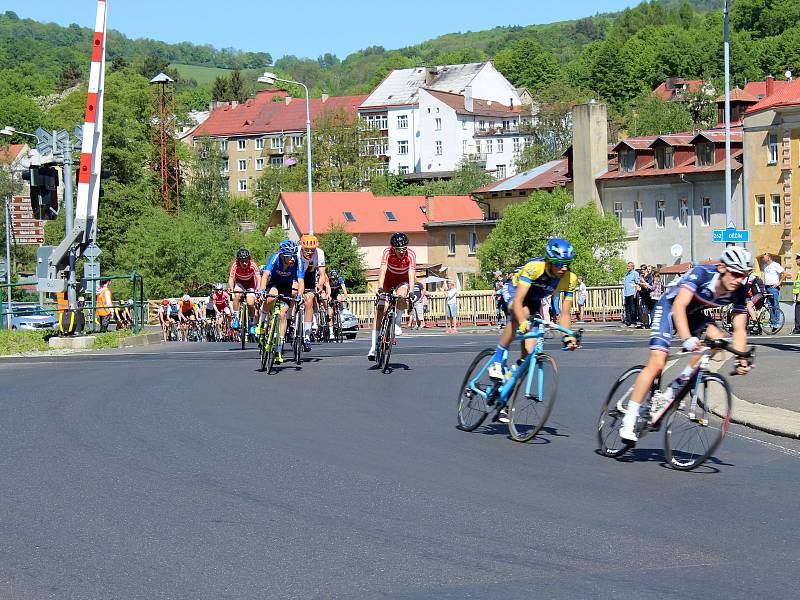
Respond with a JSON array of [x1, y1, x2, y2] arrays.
[[0, 329, 136, 355]]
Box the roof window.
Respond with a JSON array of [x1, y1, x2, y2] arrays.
[[343, 211, 356, 222], [384, 211, 397, 221]]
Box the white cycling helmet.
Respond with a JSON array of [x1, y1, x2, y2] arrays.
[[169, 298, 177, 305], [719, 246, 752, 274], [182, 294, 191, 301]]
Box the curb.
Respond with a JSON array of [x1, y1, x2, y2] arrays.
[[377, 325, 650, 337], [709, 352, 800, 439], [118, 332, 163, 348]]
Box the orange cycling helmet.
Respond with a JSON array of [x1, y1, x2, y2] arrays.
[[299, 234, 319, 250]]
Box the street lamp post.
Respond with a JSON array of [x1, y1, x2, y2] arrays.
[[258, 73, 314, 235], [723, 0, 734, 229]]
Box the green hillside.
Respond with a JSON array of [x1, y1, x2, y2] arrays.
[[170, 64, 262, 87]]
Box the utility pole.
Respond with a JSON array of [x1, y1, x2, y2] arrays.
[[61, 133, 77, 307], [4, 194, 11, 328], [723, 0, 734, 229]]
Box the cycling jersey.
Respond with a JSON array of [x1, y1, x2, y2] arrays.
[[298, 247, 326, 271], [506, 258, 576, 310], [381, 246, 416, 291], [329, 275, 345, 290], [209, 291, 230, 311], [746, 275, 765, 298], [650, 264, 748, 351], [179, 300, 195, 316], [167, 304, 180, 318], [229, 258, 260, 288], [262, 252, 303, 287]]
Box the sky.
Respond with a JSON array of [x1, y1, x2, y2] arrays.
[[3, 0, 649, 60]]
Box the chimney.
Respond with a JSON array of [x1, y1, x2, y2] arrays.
[[321, 92, 329, 103], [284, 96, 293, 105], [425, 67, 439, 87], [464, 86, 474, 113], [424, 193, 434, 220], [766, 74, 775, 97], [571, 100, 608, 210]]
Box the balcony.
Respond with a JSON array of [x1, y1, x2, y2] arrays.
[[474, 126, 520, 137], [467, 153, 487, 166]]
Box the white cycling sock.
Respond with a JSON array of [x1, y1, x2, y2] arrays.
[[303, 322, 312, 337], [623, 401, 641, 429], [370, 328, 377, 350]]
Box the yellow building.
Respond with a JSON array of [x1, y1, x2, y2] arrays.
[[742, 81, 800, 278]]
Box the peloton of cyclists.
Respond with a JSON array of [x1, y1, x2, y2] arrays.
[[258, 240, 305, 364]]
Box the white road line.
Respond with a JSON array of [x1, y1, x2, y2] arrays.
[[726, 430, 800, 458]]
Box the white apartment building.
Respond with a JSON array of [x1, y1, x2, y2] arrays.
[[359, 62, 528, 178]]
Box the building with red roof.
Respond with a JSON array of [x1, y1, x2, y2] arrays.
[[652, 77, 713, 102], [266, 191, 488, 288], [189, 89, 367, 197]]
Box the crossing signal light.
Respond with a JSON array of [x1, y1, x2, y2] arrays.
[[22, 165, 60, 220]]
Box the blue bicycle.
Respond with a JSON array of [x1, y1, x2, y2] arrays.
[[456, 318, 582, 442]]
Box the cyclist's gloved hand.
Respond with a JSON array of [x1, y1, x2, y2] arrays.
[[517, 321, 531, 335], [736, 357, 752, 375], [562, 335, 577, 350], [408, 293, 418, 304], [682, 336, 701, 352]]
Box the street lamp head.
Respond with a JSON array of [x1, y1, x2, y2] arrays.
[[0, 126, 16, 136], [257, 72, 277, 85]]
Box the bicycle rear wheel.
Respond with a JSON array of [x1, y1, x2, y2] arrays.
[[456, 348, 497, 431], [664, 372, 732, 470], [597, 366, 643, 458], [759, 306, 785, 335], [508, 354, 558, 442], [380, 311, 395, 373], [239, 305, 247, 350], [293, 312, 303, 365]]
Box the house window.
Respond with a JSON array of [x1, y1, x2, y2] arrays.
[[701, 198, 712, 226], [398, 140, 408, 155], [255, 138, 264, 150], [486, 139, 493, 154], [343, 211, 356, 222], [219, 140, 228, 151], [475, 140, 482, 154], [462, 140, 468, 154], [468, 231, 477, 254], [238, 159, 247, 171], [696, 142, 714, 166], [768, 132, 779, 164], [614, 202, 623, 225], [434, 117, 442, 130], [448, 232, 456, 255], [679, 197, 689, 227], [238, 179, 247, 192], [283, 213, 291, 229], [513, 137, 521, 153], [399, 165, 409, 174], [291, 135, 304, 148], [222, 159, 229, 173], [496, 164, 506, 179], [634, 201, 643, 229], [619, 149, 636, 172], [269, 156, 282, 167], [753, 195, 765, 224], [237, 139, 247, 151], [384, 211, 397, 221], [435, 140, 443, 156], [479, 120, 486, 130], [270, 136, 284, 150], [397, 115, 408, 129], [771, 194, 781, 224], [255, 158, 264, 170], [655, 146, 674, 169], [656, 200, 666, 228], [497, 139, 504, 153]]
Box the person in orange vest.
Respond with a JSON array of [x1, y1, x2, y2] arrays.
[[96, 279, 113, 332], [55, 291, 69, 314]]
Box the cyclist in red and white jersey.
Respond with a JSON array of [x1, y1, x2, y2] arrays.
[[206, 283, 232, 333], [227, 247, 260, 334], [368, 232, 416, 360]]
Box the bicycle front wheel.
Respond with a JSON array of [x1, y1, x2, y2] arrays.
[[293, 313, 303, 366], [456, 348, 496, 431], [597, 366, 643, 458], [380, 312, 394, 373], [508, 354, 558, 442], [760, 306, 785, 335], [239, 306, 247, 350], [664, 372, 732, 470]]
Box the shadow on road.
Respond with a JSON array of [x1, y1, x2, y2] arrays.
[[368, 362, 411, 373], [594, 447, 731, 474]]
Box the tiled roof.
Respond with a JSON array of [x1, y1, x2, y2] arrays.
[[649, 134, 696, 147], [360, 63, 487, 108], [193, 90, 368, 138], [0, 143, 26, 164], [743, 79, 789, 99], [689, 129, 743, 144], [424, 89, 523, 117], [612, 136, 659, 151], [652, 79, 706, 101], [715, 87, 758, 103], [473, 159, 570, 194], [744, 78, 800, 115], [277, 192, 482, 234], [599, 149, 743, 180]]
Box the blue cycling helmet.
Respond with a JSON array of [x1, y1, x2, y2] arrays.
[[279, 239, 298, 257], [545, 238, 576, 263]]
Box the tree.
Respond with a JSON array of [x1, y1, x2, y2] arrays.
[[211, 76, 229, 102], [516, 102, 574, 172], [228, 70, 246, 103], [182, 138, 232, 228], [312, 108, 377, 191], [56, 63, 82, 91], [319, 222, 367, 292], [477, 188, 626, 285], [0, 93, 47, 143], [625, 93, 694, 136], [494, 39, 560, 92], [137, 55, 171, 79]]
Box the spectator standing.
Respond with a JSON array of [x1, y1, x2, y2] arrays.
[[761, 253, 786, 326], [493, 271, 508, 329], [622, 262, 640, 327], [651, 269, 663, 303], [637, 264, 655, 327], [421, 287, 429, 326], [96, 279, 113, 332], [576, 276, 588, 322], [445, 280, 459, 333], [410, 286, 426, 329], [792, 253, 800, 334]]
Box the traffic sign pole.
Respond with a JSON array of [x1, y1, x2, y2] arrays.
[[4, 195, 12, 328]]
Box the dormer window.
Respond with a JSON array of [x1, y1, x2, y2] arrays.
[[619, 148, 636, 173], [343, 211, 356, 222], [655, 146, 673, 170], [696, 142, 714, 167]]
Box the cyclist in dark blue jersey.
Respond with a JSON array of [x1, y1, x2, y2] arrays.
[[619, 246, 754, 442]]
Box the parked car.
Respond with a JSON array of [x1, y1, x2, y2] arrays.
[[339, 306, 359, 339], [10, 304, 58, 330]]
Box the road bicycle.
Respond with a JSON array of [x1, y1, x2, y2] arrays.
[[597, 338, 754, 471], [284, 295, 304, 366], [258, 293, 294, 374], [719, 297, 784, 335], [374, 292, 401, 373], [167, 319, 179, 342], [233, 289, 256, 350], [456, 318, 582, 442], [330, 299, 345, 343], [312, 291, 331, 343]]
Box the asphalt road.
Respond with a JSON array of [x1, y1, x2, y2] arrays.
[[1, 333, 799, 599]]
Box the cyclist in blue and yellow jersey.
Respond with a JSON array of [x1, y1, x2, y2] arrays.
[[257, 240, 305, 363], [488, 239, 579, 386], [618, 246, 753, 442]]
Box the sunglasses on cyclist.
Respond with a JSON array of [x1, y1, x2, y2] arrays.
[[549, 260, 573, 269], [725, 270, 749, 280]]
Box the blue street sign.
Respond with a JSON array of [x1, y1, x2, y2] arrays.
[[712, 228, 750, 243]]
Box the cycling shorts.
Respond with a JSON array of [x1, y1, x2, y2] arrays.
[[303, 269, 317, 292], [233, 278, 257, 292], [383, 274, 409, 294], [205, 308, 216, 319], [649, 297, 715, 352], [330, 288, 343, 301], [267, 282, 295, 303]]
